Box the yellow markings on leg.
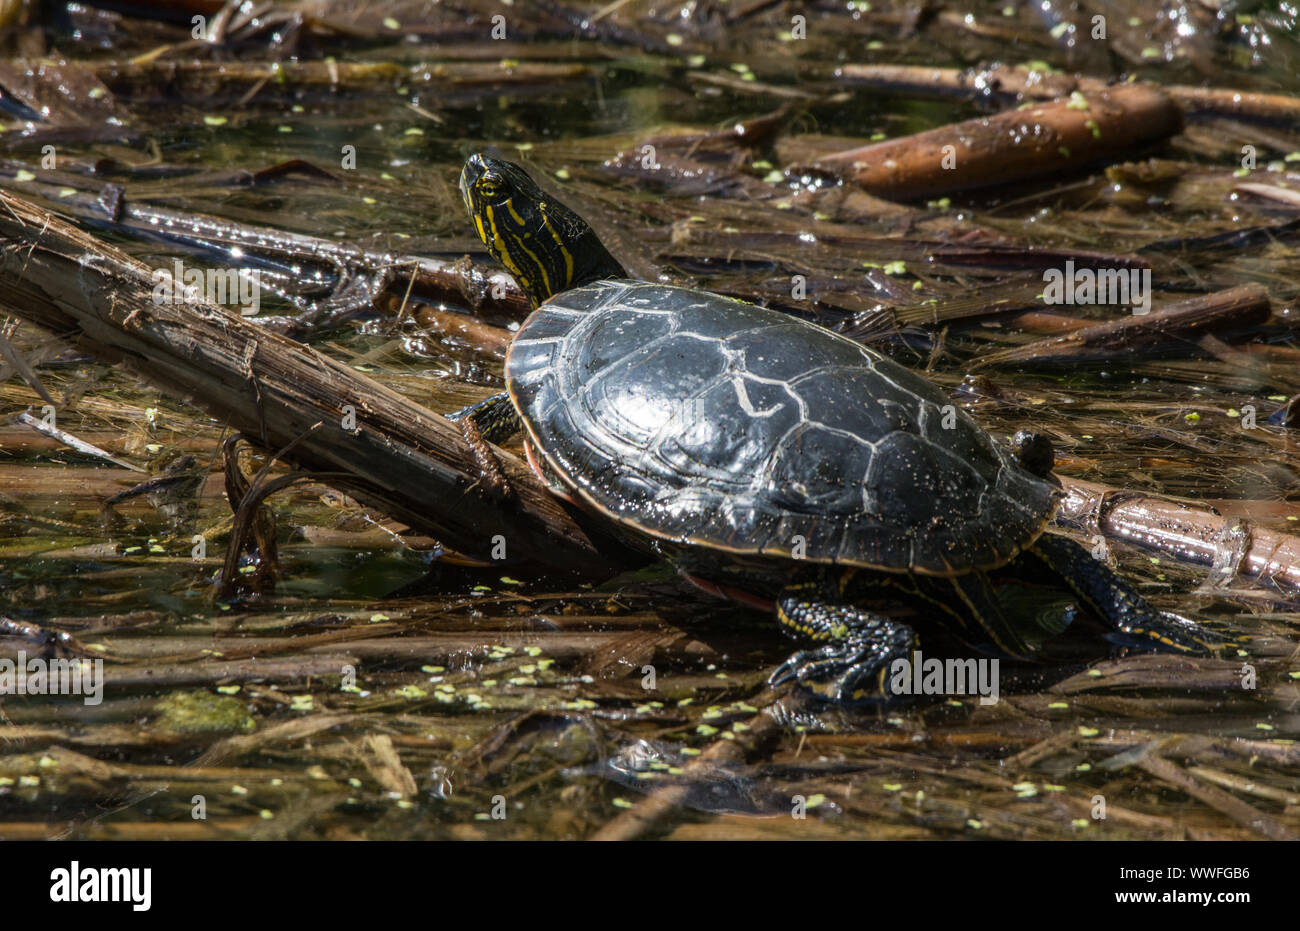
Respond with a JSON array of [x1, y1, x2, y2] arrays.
[[776, 600, 831, 641], [1122, 626, 1199, 652]]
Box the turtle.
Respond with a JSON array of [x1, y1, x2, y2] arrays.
[[448, 153, 1223, 702]]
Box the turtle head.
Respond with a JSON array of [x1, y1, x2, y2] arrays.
[[459, 153, 626, 307]]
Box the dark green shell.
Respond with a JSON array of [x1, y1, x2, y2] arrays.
[[505, 280, 1060, 575]]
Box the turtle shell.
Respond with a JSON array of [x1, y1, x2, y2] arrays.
[[505, 280, 1060, 575]]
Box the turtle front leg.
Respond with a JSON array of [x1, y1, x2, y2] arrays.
[[769, 581, 916, 702], [1027, 534, 1231, 655], [445, 392, 520, 500], [447, 392, 521, 443]]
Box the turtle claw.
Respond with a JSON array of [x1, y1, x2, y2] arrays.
[[769, 647, 847, 690], [770, 589, 916, 703], [768, 653, 806, 688], [770, 638, 900, 703]]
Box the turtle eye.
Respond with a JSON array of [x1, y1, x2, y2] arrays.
[[476, 174, 503, 200]]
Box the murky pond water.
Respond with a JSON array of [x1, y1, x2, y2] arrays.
[[2, 1, 1300, 840]]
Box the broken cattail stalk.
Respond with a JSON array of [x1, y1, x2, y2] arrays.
[[815, 84, 1183, 200], [976, 284, 1271, 367], [1167, 85, 1300, 125]]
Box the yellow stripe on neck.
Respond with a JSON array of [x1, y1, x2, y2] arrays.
[[538, 203, 575, 289], [485, 204, 531, 295]]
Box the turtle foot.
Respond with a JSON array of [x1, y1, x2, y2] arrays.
[[770, 588, 916, 702], [1107, 610, 1239, 657], [771, 642, 881, 702]]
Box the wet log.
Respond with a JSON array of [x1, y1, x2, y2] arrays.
[[815, 83, 1183, 200], [838, 64, 1300, 126], [1055, 476, 1300, 597], [976, 284, 1272, 367], [0, 189, 617, 574]]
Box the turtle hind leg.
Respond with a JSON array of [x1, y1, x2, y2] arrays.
[[446, 392, 520, 500], [769, 581, 916, 703], [1027, 534, 1229, 655]]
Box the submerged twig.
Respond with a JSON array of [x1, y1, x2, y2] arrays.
[[14, 410, 146, 472]]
